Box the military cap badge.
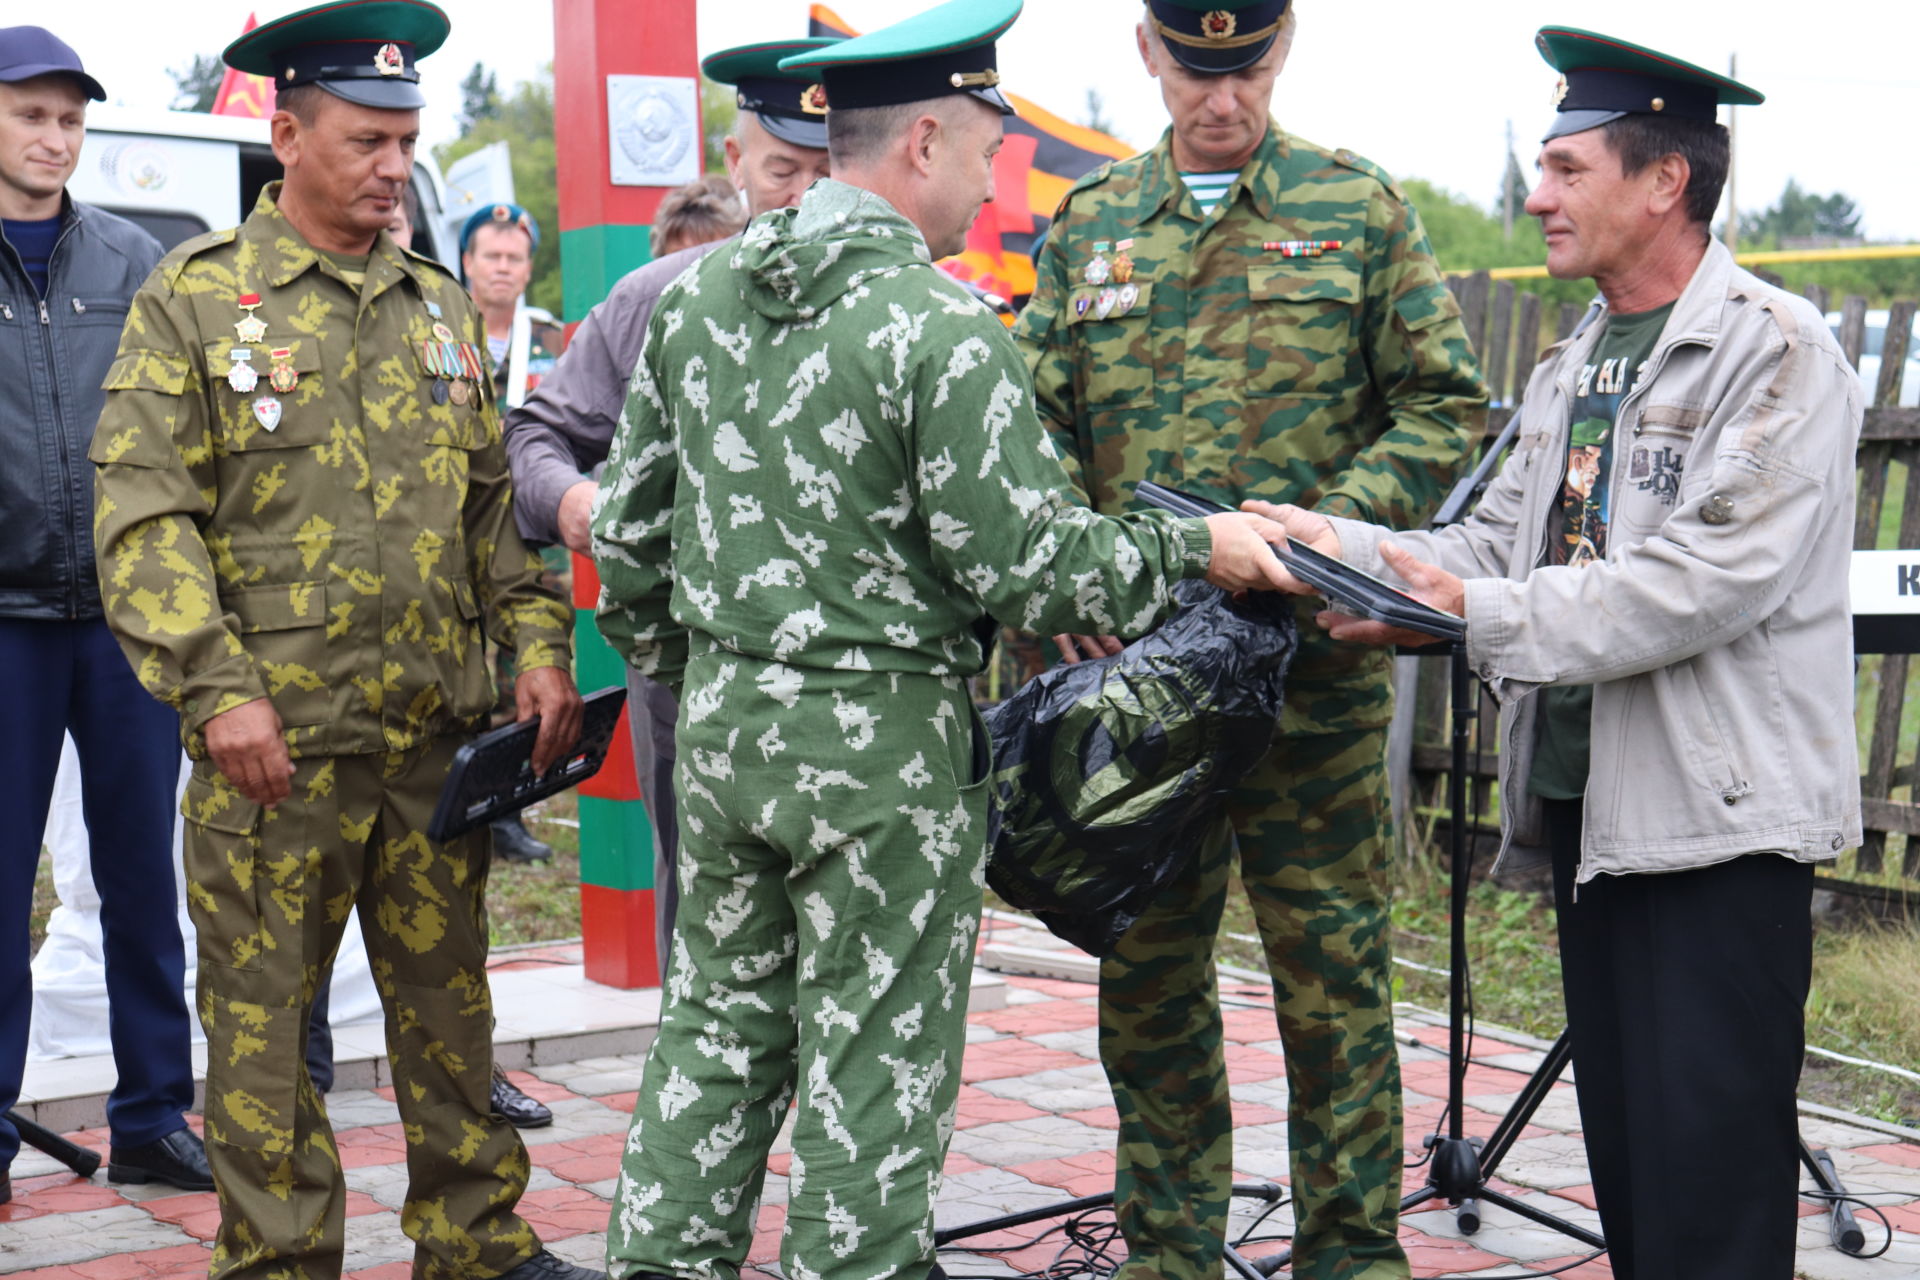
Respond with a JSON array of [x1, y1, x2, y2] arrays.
[[801, 84, 829, 115], [1203, 10, 1237, 40], [374, 42, 405, 76]]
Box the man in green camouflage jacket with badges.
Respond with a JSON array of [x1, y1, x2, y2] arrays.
[[90, 5, 593, 1279], [592, 4, 1305, 1276], [1015, 3, 1486, 1277]]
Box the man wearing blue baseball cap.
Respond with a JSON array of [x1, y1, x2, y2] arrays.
[[1259, 27, 1861, 1280], [0, 25, 210, 1204]]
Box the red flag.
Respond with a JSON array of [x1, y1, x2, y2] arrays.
[[807, 3, 1133, 306], [212, 13, 276, 118]]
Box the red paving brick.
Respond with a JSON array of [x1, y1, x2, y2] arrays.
[[0, 1173, 129, 1219], [1222, 1043, 1292, 1083], [1001, 976, 1102, 1000], [1064, 1106, 1121, 1130], [524, 1131, 626, 1185], [1399, 1229, 1511, 1276], [3, 1243, 213, 1279], [139, 1190, 222, 1241], [959, 1039, 1092, 1083], [594, 1091, 639, 1115], [1857, 1141, 1920, 1169], [336, 1122, 410, 1169], [514, 1185, 610, 1240], [1007, 1149, 1118, 1197], [498, 1070, 580, 1104], [968, 1000, 1100, 1037], [1525, 1253, 1614, 1278], [1221, 1007, 1279, 1043], [1882, 1198, 1920, 1234], [952, 1084, 1049, 1129], [347, 1265, 415, 1280]]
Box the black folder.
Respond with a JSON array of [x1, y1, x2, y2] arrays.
[[426, 686, 629, 842], [1134, 481, 1467, 643]]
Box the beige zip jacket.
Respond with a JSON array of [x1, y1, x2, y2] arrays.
[[1329, 238, 1863, 881]]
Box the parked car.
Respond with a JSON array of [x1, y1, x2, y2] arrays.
[[1825, 308, 1920, 408]]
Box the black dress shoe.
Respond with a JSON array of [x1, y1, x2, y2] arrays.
[[491, 813, 554, 864], [491, 1065, 553, 1129], [108, 1127, 214, 1191], [494, 1249, 607, 1280]]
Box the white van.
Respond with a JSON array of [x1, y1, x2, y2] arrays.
[[65, 105, 457, 265]]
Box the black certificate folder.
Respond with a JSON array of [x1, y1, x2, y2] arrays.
[[1133, 481, 1467, 643], [427, 686, 629, 843]]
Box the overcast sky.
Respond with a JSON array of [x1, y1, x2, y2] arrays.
[[60, 0, 1920, 240]]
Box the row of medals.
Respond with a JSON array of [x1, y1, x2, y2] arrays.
[[227, 295, 481, 432], [1078, 238, 1141, 321]]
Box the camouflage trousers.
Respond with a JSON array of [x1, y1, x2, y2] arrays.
[[1100, 727, 1407, 1280], [181, 739, 538, 1280], [607, 657, 989, 1280]]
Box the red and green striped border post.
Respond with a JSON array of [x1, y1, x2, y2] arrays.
[[553, 0, 699, 989]]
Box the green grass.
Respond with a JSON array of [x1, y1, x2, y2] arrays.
[[1203, 851, 1920, 1130]]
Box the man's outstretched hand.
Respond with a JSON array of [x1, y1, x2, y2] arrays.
[[1239, 500, 1465, 648]]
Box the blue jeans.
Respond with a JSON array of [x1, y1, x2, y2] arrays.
[[0, 617, 192, 1165]]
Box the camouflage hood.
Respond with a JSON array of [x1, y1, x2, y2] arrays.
[[734, 178, 933, 324]]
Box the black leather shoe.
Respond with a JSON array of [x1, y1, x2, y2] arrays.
[[491, 1065, 553, 1129], [491, 813, 554, 864], [107, 1127, 214, 1191], [494, 1249, 607, 1280]]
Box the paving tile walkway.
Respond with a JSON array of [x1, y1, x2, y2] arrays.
[[4, 921, 1916, 1278]]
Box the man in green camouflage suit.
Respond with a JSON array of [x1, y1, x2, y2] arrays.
[[89, 6, 595, 1279], [591, 5, 1304, 1277], [1013, 4, 1486, 1277]]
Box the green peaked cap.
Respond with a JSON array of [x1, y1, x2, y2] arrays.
[[1535, 25, 1762, 141], [703, 37, 843, 149], [778, 0, 1020, 116], [225, 0, 450, 111]]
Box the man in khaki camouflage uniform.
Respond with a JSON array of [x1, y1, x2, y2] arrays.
[[1013, 3, 1486, 1277], [89, 5, 593, 1279]]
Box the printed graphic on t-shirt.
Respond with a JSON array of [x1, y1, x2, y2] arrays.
[[1555, 346, 1656, 568]]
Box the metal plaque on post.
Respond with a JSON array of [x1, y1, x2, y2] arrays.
[[606, 74, 699, 187]]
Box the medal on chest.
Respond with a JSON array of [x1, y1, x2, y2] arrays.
[[226, 347, 259, 394], [1111, 239, 1136, 284], [252, 394, 282, 432], [1084, 241, 1113, 288], [268, 347, 299, 394], [234, 293, 268, 344]]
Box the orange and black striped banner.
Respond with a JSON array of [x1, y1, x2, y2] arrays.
[[809, 3, 1136, 306]]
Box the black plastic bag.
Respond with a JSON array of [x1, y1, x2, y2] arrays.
[[983, 580, 1297, 956]]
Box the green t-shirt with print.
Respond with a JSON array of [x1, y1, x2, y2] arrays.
[[1528, 301, 1675, 801]]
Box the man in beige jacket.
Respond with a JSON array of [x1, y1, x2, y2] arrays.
[[1259, 27, 1861, 1280]]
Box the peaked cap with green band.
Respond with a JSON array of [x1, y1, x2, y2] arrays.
[[224, 0, 450, 111], [703, 37, 842, 150], [1536, 25, 1762, 142], [1147, 0, 1290, 75], [777, 0, 1020, 117]]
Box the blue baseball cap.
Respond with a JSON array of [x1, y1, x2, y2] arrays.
[[0, 27, 106, 101]]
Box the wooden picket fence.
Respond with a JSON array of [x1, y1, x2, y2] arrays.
[[1397, 273, 1920, 902]]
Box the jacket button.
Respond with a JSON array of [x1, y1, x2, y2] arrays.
[[1723, 795, 1737, 806], [1831, 833, 1846, 850], [1701, 494, 1735, 525]]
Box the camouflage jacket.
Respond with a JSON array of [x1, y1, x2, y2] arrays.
[[1016, 123, 1486, 733], [591, 179, 1212, 691], [91, 183, 571, 760]]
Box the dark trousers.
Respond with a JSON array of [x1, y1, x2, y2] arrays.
[[1545, 798, 1813, 1280], [0, 617, 192, 1166]]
